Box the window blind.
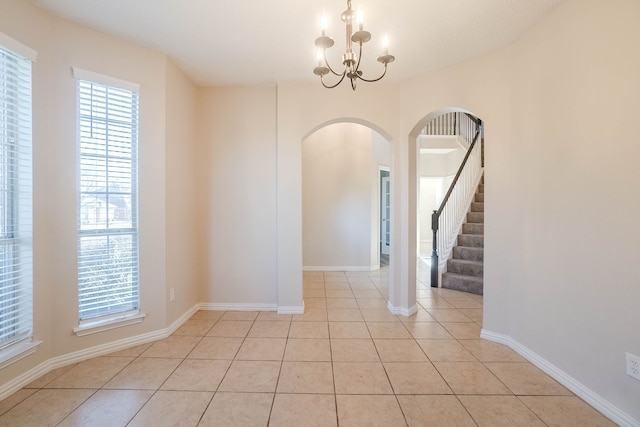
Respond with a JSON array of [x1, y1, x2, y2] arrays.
[[76, 77, 139, 321], [0, 45, 33, 350]]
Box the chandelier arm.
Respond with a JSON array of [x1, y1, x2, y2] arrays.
[[325, 58, 345, 77], [320, 71, 348, 89], [355, 63, 389, 83]]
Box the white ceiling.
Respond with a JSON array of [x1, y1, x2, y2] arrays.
[[32, 0, 563, 87]]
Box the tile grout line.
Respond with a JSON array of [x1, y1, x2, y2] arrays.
[[265, 310, 292, 426], [325, 272, 341, 427], [126, 312, 224, 426], [187, 313, 225, 427]]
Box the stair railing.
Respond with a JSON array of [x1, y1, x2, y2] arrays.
[[421, 112, 476, 146], [422, 112, 458, 136], [430, 114, 484, 287]]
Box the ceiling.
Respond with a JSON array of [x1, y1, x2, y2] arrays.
[[32, 0, 563, 87]]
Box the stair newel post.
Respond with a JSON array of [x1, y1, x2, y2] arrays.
[[431, 210, 439, 287], [480, 120, 484, 168]]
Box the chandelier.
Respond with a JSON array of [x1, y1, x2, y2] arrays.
[[313, 0, 395, 90]]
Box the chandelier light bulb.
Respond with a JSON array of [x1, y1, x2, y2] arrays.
[[357, 8, 364, 31], [321, 12, 328, 36]]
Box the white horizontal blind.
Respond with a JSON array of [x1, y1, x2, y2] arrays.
[[0, 45, 33, 350], [77, 78, 139, 321]]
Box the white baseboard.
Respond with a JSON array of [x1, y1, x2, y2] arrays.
[[481, 328, 639, 427], [185, 302, 304, 315], [387, 302, 419, 317], [0, 303, 201, 402], [166, 305, 202, 335], [0, 359, 54, 403], [200, 303, 278, 312], [278, 302, 305, 315], [303, 266, 376, 272]]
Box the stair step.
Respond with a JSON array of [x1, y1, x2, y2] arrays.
[[447, 259, 483, 277], [442, 272, 483, 295], [457, 234, 484, 248], [453, 246, 484, 262], [462, 223, 483, 235], [471, 202, 484, 212], [467, 212, 484, 224], [439, 174, 484, 295]]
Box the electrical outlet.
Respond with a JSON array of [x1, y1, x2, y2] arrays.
[[626, 353, 640, 380], [169, 288, 175, 302]]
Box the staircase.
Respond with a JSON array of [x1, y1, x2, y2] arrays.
[[442, 176, 484, 295]]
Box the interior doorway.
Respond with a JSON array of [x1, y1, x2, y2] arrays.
[[302, 122, 391, 271], [379, 168, 390, 266], [412, 109, 484, 293]]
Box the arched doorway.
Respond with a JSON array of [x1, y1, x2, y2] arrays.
[[301, 120, 393, 306], [409, 108, 484, 297]]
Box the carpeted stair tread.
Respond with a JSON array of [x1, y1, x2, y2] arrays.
[[442, 272, 483, 295], [471, 202, 484, 212], [467, 212, 484, 223], [457, 234, 484, 248], [447, 258, 483, 277], [452, 246, 484, 262], [462, 223, 483, 235]]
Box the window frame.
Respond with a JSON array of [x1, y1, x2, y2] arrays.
[[0, 32, 40, 367], [73, 67, 144, 336]]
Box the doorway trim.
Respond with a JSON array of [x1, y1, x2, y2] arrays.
[[378, 166, 391, 268]]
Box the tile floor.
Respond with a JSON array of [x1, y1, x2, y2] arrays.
[[0, 268, 616, 426]]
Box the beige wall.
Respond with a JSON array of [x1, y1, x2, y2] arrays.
[[165, 59, 199, 323], [1, 0, 639, 422], [196, 86, 278, 308], [497, 0, 640, 420]]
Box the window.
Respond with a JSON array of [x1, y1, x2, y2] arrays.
[[0, 35, 36, 364], [74, 69, 140, 329]]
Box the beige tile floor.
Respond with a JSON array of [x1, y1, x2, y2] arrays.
[[0, 268, 616, 426]]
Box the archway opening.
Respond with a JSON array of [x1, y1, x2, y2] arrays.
[[409, 108, 484, 297], [301, 120, 392, 304]]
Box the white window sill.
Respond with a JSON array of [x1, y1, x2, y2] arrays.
[[0, 339, 42, 370], [73, 312, 146, 337]]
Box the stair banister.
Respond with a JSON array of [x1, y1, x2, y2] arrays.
[[430, 116, 483, 287]]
